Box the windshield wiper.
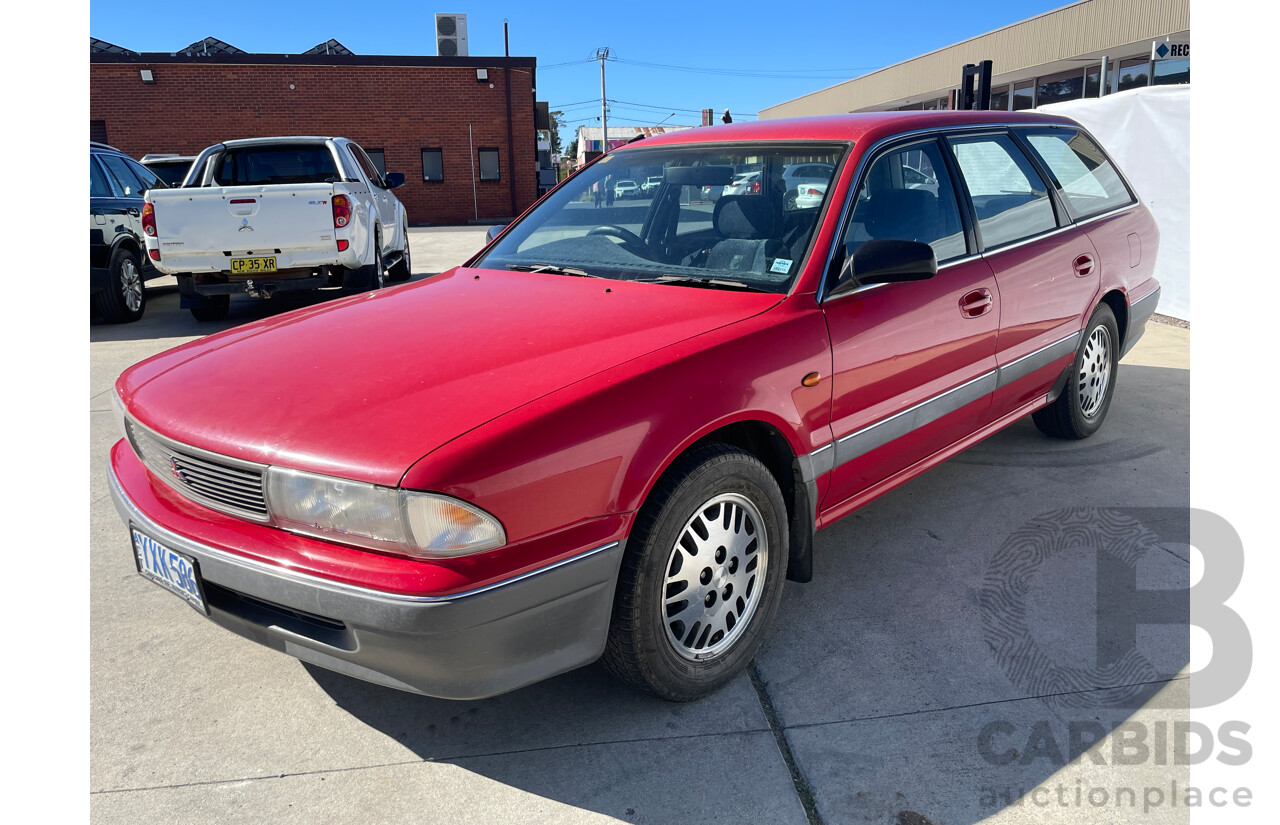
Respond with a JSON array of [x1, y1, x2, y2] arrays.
[[633, 275, 771, 293], [507, 263, 603, 278]]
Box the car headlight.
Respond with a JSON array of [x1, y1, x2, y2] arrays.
[[264, 467, 506, 559]]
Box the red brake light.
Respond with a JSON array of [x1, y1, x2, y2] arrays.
[[337, 239, 350, 252], [141, 203, 156, 237], [332, 195, 351, 228], [148, 249, 160, 262], [751, 180, 760, 193]]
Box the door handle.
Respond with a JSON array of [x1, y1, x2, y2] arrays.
[[959, 288, 993, 318], [127, 207, 140, 217], [1072, 254, 1095, 277]]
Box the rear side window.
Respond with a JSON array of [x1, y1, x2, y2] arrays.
[[1022, 130, 1134, 220], [99, 154, 147, 197], [213, 145, 341, 186], [949, 134, 1057, 249], [90, 156, 112, 197]]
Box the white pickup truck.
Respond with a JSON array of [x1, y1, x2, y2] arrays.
[[143, 137, 412, 320]]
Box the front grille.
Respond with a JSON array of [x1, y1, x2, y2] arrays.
[[125, 419, 269, 521]]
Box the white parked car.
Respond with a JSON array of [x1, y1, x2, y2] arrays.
[[641, 175, 664, 195], [722, 172, 761, 197], [614, 179, 640, 199], [143, 137, 412, 320]]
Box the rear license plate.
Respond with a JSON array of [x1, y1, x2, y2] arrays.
[[230, 256, 277, 275], [131, 526, 209, 615]]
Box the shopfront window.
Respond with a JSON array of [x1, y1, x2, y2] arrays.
[[1154, 58, 1190, 85], [1117, 58, 1150, 92], [1012, 81, 1035, 111], [1036, 68, 1085, 106]]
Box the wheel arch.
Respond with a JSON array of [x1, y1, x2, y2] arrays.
[[1099, 289, 1129, 351]]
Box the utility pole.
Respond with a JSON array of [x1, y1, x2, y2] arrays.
[[596, 47, 610, 154]]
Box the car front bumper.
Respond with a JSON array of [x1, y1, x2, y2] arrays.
[[108, 457, 626, 700]]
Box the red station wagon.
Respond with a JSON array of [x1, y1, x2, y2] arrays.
[[109, 112, 1160, 701]]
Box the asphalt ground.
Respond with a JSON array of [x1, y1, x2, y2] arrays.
[[90, 226, 1191, 824]]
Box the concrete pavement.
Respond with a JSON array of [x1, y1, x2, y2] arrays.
[[90, 226, 1192, 824]]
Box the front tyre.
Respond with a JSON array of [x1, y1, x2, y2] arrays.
[[1033, 303, 1120, 439], [603, 443, 788, 701]]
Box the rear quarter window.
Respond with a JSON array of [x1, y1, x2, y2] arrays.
[[1022, 129, 1134, 220]]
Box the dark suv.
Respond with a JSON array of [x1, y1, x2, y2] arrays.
[[91, 142, 166, 323]]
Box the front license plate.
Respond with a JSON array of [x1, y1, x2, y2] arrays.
[[230, 256, 277, 274], [131, 526, 209, 615]]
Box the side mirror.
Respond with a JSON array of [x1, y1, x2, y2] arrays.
[[486, 224, 507, 243], [831, 239, 937, 297], [383, 172, 406, 189]]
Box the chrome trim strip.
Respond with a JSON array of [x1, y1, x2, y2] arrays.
[[996, 332, 1081, 389], [109, 460, 621, 606], [833, 369, 997, 467], [796, 442, 835, 483], [1072, 202, 1139, 228]]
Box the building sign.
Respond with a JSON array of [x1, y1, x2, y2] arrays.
[[1151, 41, 1189, 60]]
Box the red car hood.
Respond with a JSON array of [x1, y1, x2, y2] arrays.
[[119, 267, 780, 485]]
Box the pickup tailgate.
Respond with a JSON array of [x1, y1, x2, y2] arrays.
[[148, 183, 341, 273]]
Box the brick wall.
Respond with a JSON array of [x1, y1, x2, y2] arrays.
[[90, 59, 538, 224]]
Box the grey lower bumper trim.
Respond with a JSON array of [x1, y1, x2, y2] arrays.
[[109, 462, 627, 699]]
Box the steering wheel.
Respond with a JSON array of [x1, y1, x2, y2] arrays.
[[587, 224, 647, 254]]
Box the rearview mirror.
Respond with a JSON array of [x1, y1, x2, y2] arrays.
[[831, 239, 937, 297]]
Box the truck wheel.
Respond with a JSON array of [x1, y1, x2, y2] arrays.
[[387, 224, 412, 282], [94, 246, 146, 324], [343, 230, 384, 294], [190, 295, 230, 322]]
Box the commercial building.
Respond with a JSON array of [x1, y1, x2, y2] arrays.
[[572, 125, 693, 167], [761, 0, 1189, 117], [90, 37, 541, 224]]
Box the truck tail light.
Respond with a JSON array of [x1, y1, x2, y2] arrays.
[[141, 203, 156, 237], [332, 195, 351, 228], [337, 239, 350, 252], [148, 249, 161, 262]]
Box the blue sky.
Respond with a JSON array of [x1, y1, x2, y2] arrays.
[[89, 1, 1070, 130]]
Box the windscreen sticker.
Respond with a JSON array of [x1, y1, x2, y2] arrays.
[[770, 258, 793, 274]]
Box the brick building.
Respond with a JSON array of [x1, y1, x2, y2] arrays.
[[90, 39, 540, 224]]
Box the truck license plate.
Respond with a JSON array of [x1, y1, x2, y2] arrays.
[[231, 256, 278, 274], [131, 526, 209, 614]]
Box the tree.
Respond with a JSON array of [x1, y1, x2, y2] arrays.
[[548, 110, 566, 156]]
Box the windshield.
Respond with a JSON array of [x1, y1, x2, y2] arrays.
[[476, 143, 846, 293], [212, 144, 341, 186]]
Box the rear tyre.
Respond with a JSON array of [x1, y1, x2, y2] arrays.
[[1033, 303, 1120, 439], [343, 230, 384, 293], [387, 224, 412, 282], [190, 295, 230, 322], [95, 246, 145, 323], [602, 443, 788, 701]]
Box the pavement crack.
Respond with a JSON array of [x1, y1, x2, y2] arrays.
[[749, 661, 826, 825], [783, 675, 1188, 732]]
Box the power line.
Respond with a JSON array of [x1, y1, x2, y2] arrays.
[[609, 99, 758, 119], [612, 56, 879, 80]]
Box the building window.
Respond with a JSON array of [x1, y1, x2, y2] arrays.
[[479, 148, 500, 181], [1085, 65, 1102, 98], [1036, 68, 1085, 106], [365, 149, 386, 178], [422, 148, 444, 181], [91, 119, 109, 145], [1154, 57, 1190, 85], [1012, 81, 1035, 111], [1117, 58, 1150, 92], [989, 84, 1010, 111]]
